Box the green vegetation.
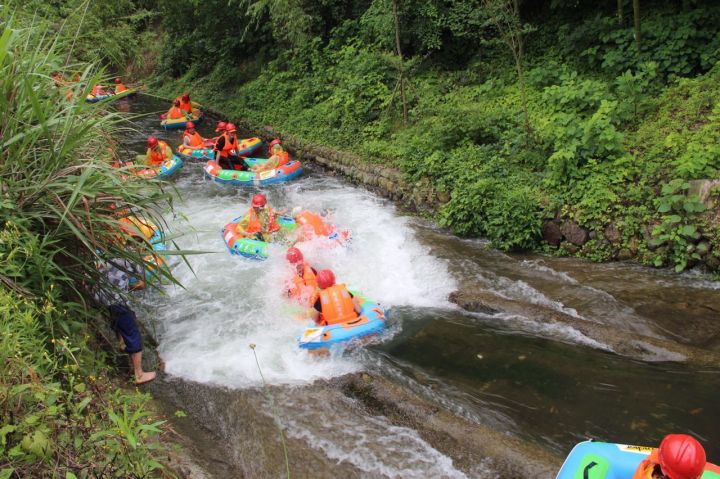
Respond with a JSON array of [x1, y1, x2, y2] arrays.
[[154, 0, 720, 272], [1, 3, 181, 477]]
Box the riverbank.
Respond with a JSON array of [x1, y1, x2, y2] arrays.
[[151, 0, 720, 275]]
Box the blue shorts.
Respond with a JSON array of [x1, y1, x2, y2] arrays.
[[108, 304, 142, 354]]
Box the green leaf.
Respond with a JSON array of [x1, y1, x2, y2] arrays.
[[0, 468, 15, 479], [66, 472, 78, 479], [680, 225, 697, 237]]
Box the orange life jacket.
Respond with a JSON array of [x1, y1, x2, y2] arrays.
[[219, 132, 239, 158], [244, 207, 280, 235], [179, 99, 192, 113], [631, 450, 658, 479], [168, 106, 184, 119], [317, 284, 357, 325], [277, 151, 289, 167], [147, 141, 170, 166], [91, 85, 104, 96], [289, 265, 318, 303], [115, 83, 128, 93], [296, 211, 331, 238], [183, 130, 204, 147]]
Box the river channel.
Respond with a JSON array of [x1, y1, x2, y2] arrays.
[[121, 95, 720, 478]]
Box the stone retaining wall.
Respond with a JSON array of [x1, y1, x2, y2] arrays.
[[238, 121, 447, 212]]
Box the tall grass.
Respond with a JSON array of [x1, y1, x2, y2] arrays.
[[0, 10, 178, 332], [0, 11, 183, 478]]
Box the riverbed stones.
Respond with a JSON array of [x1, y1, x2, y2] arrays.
[[541, 221, 563, 246], [604, 222, 621, 244], [560, 220, 589, 246]]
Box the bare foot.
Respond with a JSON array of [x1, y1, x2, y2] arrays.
[[135, 371, 156, 385]]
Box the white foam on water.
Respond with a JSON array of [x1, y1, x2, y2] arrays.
[[520, 259, 579, 284], [477, 272, 584, 319], [144, 174, 457, 388], [488, 312, 614, 352], [278, 395, 470, 479]]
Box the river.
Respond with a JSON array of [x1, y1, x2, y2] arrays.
[[121, 95, 720, 478]]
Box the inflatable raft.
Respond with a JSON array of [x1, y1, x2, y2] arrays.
[[222, 215, 297, 259], [556, 441, 720, 479], [161, 111, 203, 130], [121, 154, 184, 180], [176, 137, 263, 162], [86, 92, 114, 103], [298, 291, 387, 352], [203, 159, 302, 187], [119, 217, 168, 289]]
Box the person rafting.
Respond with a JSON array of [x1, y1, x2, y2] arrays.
[[294, 209, 334, 240], [167, 99, 185, 120], [632, 434, 707, 479], [235, 193, 281, 241], [182, 122, 205, 150], [267, 138, 282, 156], [114, 77, 128, 94], [252, 143, 289, 173], [213, 123, 246, 170], [286, 247, 318, 305], [144, 136, 173, 166], [178, 92, 193, 114], [310, 270, 362, 326], [51, 71, 65, 86], [91, 84, 108, 97]]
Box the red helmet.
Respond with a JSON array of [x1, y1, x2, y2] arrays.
[[173, 99, 180, 107], [114, 77, 122, 84], [147, 136, 159, 148], [251, 193, 267, 207], [181, 93, 190, 102], [658, 434, 706, 479], [215, 121, 227, 132], [316, 269, 336, 289], [185, 121, 195, 130], [269, 138, 281, 147], [226, 123, 237, 133], [286, 247, 303, 264]]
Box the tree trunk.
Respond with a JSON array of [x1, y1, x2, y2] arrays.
[[632, 0, 641, 52], [617, 0, 623, 24], [392, 0, 408, 124]]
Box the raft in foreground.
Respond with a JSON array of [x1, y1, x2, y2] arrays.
[[556, 441, 720, 479], [298, 292, 387, 353]]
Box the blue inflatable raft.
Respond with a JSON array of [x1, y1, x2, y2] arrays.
[[556, 441, 720, 479], [298, 291, 387, 352]]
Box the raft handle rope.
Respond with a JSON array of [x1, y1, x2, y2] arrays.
[[250, 344, 291, 478]]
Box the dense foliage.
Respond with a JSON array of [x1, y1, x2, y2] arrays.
[[154, 0, 720, 272], [1, 4, 181, 477]]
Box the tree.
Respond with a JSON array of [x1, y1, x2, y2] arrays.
[[482, 0, 532, 134], [392, 0, 409, 124], [632, 0, 641, 51]]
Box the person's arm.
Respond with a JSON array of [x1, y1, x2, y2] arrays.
[[235, 211, 251, 235], [311, 298, 322, 324], [163, 145, 173, 161], [214, 136, 225, 160]]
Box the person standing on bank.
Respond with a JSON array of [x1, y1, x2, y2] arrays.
[[94, 233, 156, 385]]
